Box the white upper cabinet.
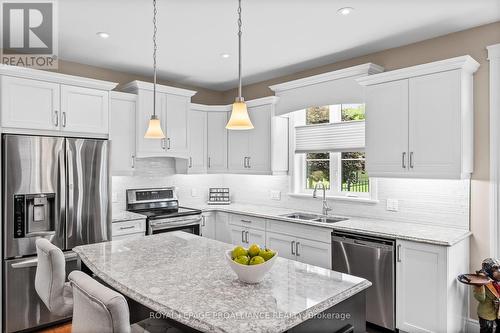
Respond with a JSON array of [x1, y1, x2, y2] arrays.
[[0, 66, 117, 137], [227, 97, 288, 175], [164, 93, 189, 155], [110, 92, 137, 175], [122, 81, 196, 159], [187, 108, 207, 173], [207, 110, 229, 173], [408, 70, 462, 178], [60, 85, 109, 135], [1, 76, 60, 131], [358, 56, 479, 179], [365, 79, 409, 177]]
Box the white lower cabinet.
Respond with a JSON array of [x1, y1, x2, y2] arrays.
[[266, 231, 331, 269], [201, 212, 216, 239], [396, 238, 469, 333], [229, 225, 266, 249], [214, 212, 232, 244], [111, 219, 146, 240]]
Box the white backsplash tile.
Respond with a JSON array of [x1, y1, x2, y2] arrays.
[[112, 158, 470, 230]]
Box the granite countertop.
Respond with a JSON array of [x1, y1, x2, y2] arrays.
[[112, 211, 147, 223], [196, 203, 471, 246], [112, 203, 471, 246], [74, 232, 370, 333]]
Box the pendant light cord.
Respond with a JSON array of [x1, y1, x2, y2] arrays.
[[152, 0, 158, 117], [237, 0, 242, 100]]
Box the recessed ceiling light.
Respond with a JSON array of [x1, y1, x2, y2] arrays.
[[220, 53, 230, 59], [96, 32, 110, 39], [337, 7, 354, 16]]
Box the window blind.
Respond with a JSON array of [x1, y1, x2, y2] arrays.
[[295, 121, 365, 153]]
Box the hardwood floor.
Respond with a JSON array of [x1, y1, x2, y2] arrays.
[[35, 322, 71, 333]]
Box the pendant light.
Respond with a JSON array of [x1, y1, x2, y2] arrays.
[[226, 0, 254, 130], [144, 0, 166, 139]]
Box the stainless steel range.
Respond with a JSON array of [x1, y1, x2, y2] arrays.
[[126, 187, 202, 235]]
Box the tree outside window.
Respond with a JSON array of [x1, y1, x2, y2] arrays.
[[302, 104, 369, 194]]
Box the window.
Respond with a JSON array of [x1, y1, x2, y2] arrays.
[[294, 104, 371, 198]]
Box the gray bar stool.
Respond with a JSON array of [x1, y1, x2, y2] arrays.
[[69, 271, 183, 333], [35, 238, 73, 316]]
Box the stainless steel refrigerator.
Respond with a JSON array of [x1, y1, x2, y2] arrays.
[[2, 134, 110, 332]]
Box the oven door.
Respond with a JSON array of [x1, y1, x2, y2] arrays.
[[148, 216, 201, 236]]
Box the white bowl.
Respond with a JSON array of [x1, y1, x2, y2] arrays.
[[225, 250, 277, 284]]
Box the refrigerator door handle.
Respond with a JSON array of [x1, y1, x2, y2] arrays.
[[10, 252, 77, 269], [11, 258, 39, 269], [66, 146, 74, 241]]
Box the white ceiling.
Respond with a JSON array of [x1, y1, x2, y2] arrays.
[[59, 0, 500, 91]]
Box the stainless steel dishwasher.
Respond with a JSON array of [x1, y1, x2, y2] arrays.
[[332, 231, 395, 331]]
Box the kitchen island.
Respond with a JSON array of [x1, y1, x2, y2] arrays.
[[73, 232, 371, 333]]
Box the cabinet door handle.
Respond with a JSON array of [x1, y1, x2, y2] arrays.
[[245, 231, 249, 243], [208, 157, 211, 168], [189, 157, 192, 168], [291, 241, 295, 255], [409, 152, 414, 169], [131, 154, 135, 169], [54, 110, 59, 127], [397, 244, 402, 262], [161, 139, 166, 150], [167, 138, 171, 150], [402, 152, 406, 169], [296, 242, 300, 257], [62, 111, 67, 127], [241, 230, 245, 243], [201, 216, 206, 227], [247, 156, 251, 168], [243, 157, 247, 168]]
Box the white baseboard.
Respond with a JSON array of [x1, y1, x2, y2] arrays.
[[466, 318, 479, 333]]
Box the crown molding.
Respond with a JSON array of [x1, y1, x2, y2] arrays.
[[110, 91, 137, 101], [190, 103, 232, 112], [269, 63, 384, 93], [0, 64, 118, 90], [488, 44, 500, 60], [357, 55, 480, 86], [121, 80, 197, 97]]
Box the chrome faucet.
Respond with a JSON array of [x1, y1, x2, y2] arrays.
[[313, 181, 332, 216]]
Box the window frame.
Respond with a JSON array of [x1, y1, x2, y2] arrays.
[[291, 105, 377, 201]]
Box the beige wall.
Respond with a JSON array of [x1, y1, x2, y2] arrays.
[[49, 60, 224, 105]]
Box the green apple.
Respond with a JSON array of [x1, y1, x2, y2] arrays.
[[249, 256, 265, 265], [248, 244, 261, 257], [232, 246, 248, 259], [234, 255, 250, 265], [259, 249, 276, 261]]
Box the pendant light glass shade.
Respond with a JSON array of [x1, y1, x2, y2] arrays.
[[144, 115, 165, 138], [226, 0, 254, 131], [226, 98, 254, 130]]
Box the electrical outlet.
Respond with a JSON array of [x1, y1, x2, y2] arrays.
[[270, 190, 281, 201], [112, 192, 118, 203], [386, 199, 399, 212]]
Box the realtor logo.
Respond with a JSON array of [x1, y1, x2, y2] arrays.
[[1, 1, 58, 68]]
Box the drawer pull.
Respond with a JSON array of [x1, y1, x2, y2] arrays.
[[241, 219, 252, 223], [119, 225, 136, 230], [291, 241, 295, 255]]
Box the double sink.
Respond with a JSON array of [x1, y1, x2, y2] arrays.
[[280, 212, 348, 224]]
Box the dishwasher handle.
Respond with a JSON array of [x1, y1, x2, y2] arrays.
[[332, 234, 394, 251]]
